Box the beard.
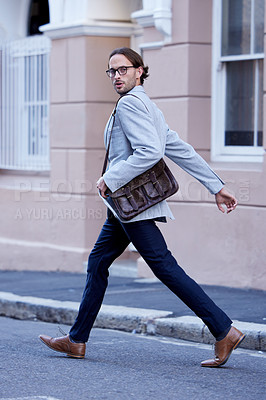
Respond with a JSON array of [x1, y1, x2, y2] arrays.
[[113, 77, 137, 95]]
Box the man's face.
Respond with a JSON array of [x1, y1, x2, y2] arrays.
[[108, 54, 143, 95]]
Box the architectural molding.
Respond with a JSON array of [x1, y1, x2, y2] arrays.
[[41, 0, 172, 47], [41, 0, 142, 39], [131, 0, 172, 49], [41, 21, 141, 39]]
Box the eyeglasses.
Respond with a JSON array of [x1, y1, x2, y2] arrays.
[[106, 66, 136, 78]]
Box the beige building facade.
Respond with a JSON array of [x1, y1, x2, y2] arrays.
[[0, 0, 265, 290]]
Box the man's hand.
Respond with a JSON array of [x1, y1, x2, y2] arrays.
[[97, 177, 108, 198], [215, 187, 238, 214]]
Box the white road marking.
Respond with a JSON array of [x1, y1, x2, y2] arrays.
[[95, 328, 266, 359], [0, 397, 61, 400], [138, 331, 266, 359]]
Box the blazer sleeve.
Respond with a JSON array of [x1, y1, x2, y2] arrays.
[[165, 128, 224, 195], [103, 96, 163, 192]]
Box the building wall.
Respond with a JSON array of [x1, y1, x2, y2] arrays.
[[138, 0, 266, 290], [0, 0, 31, 41], [49, 34, 131, 269], [0, 0, 133, 272], [0, 0, 265, 289], [0, 34, 132, 271]]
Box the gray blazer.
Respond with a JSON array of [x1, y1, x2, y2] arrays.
[[103, 86, 224, 223]]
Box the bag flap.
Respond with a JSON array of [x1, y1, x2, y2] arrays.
[[108, 159, 167, 198]]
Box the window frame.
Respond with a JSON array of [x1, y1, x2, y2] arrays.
[[211, 0, 265, 163], [0, 36, 50, 171]]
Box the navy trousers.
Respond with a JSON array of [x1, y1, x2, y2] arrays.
[[69, 217, 232, 342]]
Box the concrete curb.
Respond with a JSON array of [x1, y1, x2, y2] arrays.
[[0, 291, 265, 351]]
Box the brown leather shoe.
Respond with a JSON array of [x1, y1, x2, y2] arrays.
[[39, 334, 86, 359], [201, 326, 245, 367]]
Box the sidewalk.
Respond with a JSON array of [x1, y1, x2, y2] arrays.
[[0, 268, 265, 351]]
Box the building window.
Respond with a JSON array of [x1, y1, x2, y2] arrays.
[[0, 0, 50, 171], [28, 0, 50, 36], [0, 36, 51, 171], [212, 0, 264, 162]]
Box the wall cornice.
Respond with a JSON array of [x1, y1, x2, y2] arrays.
[[41, 21, 141, 39], [41, 0, 142, 39], [131, 0, 172, 49]]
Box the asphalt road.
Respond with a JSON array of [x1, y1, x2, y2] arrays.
[[0, 317, 265, 400]]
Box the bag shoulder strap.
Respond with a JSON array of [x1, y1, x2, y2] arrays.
[[101, 101, 118, 176], [101, 93, 149, 176]]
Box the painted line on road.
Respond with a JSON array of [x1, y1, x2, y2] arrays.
[[105, 287, 163, 295], [0, 397, 61, 400], [102, 327, 266, 359], [133, 330, 266, 359]]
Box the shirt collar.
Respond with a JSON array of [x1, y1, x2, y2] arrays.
[[128, 85, 145, 95]]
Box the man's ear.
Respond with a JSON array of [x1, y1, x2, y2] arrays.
[[136, 66, 143, 79]]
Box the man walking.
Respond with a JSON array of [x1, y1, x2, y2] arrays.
[[39, 47, 245, 367]]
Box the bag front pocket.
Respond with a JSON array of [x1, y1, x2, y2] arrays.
[[115, 187, 147, 215], [143, 170, 172, 199]]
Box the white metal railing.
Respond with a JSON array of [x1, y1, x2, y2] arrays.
[[0, 36, 51, 171]]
